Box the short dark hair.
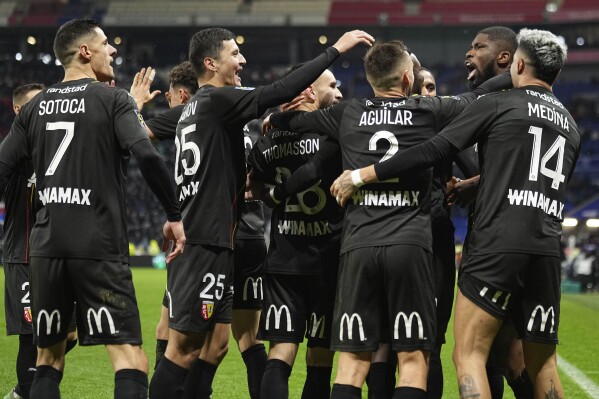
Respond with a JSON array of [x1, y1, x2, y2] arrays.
[[364, 40, 410, 91], [53, 19, 100, 66], [517, 28, 567, 86], [189, 28, 235, 77], [12, 83, 45, 105], [169, 61, 198, 94], [479, 26, 518, 55]]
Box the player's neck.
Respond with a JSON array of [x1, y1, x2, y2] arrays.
[[373, 87, 408, 98], [297, 103, 318, 112], [63, 64, 97, 82]]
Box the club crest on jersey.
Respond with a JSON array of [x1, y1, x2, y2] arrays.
[[201, 301, 214, 320], [24, 307, 32, 324]]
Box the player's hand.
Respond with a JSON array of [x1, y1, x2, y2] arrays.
[[262, 113, 274, 135], [162, 220, 186, 263], [446, 175, 479, 207], [333, 30, 375, 54], [331, 169, 357, 208], [130, 67, 160, 111], [282, 94, 308, 112]]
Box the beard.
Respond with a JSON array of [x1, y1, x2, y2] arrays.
[[468, 62, 496, 90]]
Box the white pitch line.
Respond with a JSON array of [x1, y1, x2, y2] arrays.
[[558, 354, 599, 399]]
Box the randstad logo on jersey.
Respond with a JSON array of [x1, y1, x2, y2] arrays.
[[87, 307, 117, 336], [201, 301, 214, 320]]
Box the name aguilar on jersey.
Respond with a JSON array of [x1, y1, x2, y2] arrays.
[[37, 85, 91, 206], [506, 91, 570, 219]]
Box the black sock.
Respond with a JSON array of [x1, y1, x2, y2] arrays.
[[29, 365, 62, 399], [241, 343, 267, 399], [195, 359, 217, 399], [426, 351, 443, 399], [155, 339, 168, 370], [367, 362, 396, 399], [507, 369, 534, 399], [149, 357, 188, 399], [301, 366, 332, 399], [16, 334, 37, 399], [260, 359, 292, 399], [181, 359, 207, 399], [64, 339, 77, 355], [392, 387, 426, 399], [115, 369, 148, 399], [330, 383, 361, 399], [486, 362, 504, 399]]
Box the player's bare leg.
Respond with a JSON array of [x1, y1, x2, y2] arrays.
[[453, 289, 502, 399], [521, 341, 563, 399], [397, 350, 429, 389], [154, 305, 169, 367]]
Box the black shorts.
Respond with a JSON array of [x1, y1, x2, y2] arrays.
[[458, 252, 561, 344], [258, 267, 337, 348], [30, 257, 142, 348], [432, 218, 456, 347], [3, 262, 34, 335], [233, 238, 266, 310], [167, 244, 234, 333], [331, 245, 436, 353]]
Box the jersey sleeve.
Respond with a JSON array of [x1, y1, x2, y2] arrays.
[[145, 105, 184, 141], [270, 102, 348, 140], [0, 115, 30, 186], [113, 89, 152, 150]]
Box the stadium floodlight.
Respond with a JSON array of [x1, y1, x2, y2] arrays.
[[562, 218, 578, 227], [235, 35, 245, 45], [27, 36, 36, 45], [319, 35, 328, 45], [42, 54, 52, 65], [586, 219, 599, 228], [15, 52, 22, 61], [114, 36, 122, 45]]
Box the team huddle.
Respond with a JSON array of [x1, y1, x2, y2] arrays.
[[1, 17, 579, 399]]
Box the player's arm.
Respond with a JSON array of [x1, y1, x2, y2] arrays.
[[256, 31, 373, 112], [0, 116, 29, 193], [332, 96, 495, 206], [269, 139, 340, 204], [145, 105, 184, 141], [268, 102, 348, 140]]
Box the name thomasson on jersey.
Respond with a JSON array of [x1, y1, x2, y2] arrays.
[[507, 189, 564, 218], [38, 186, 92, 206], [262, 138, 319, 163], [351, 190, 420, 207]]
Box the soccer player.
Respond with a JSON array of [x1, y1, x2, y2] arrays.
[[3, 83, 44, 399], [419, 68, 436, 97], [332, 28, 578, 399], [147, 27, 373, 399], [267, 39, 510, 399], [248, 65, 343, 399], [130, 61, 199, 368], [0, 19, 185, 399]]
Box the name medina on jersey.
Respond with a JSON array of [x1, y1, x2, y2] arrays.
[[38, 186, 92, 206]]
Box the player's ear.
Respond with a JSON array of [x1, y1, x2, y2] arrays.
[[304, 86, 317, 103], [179, 88, 191, 104], [13, 105, 20, 115], [517, 58, 526, 75], [402, 69, 411, 88], [204, 57, 217, 73], [497, 51, 511, 69], [79, 43, 91, 61]]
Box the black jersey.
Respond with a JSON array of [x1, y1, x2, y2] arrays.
[[249, 129, 343, 274], [2, 161, 35, 263], [0, 78, 151, 262], [376, 86, 581, 257], [271, 94, 476, 254], [145, 105, 183, 141], [236, 123, 265, 240], [173, 46, 342, 249]]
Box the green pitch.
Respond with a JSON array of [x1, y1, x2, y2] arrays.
[[1, 268, 598, 398]]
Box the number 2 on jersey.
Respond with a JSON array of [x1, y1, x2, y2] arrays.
[[370, 130, 399, 183], [528, 126, 565, 190], [45, 121, 74, 176]]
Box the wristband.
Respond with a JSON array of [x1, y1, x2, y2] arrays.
[[269, 186, 281, 204], [351, 169, 364, 188]]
